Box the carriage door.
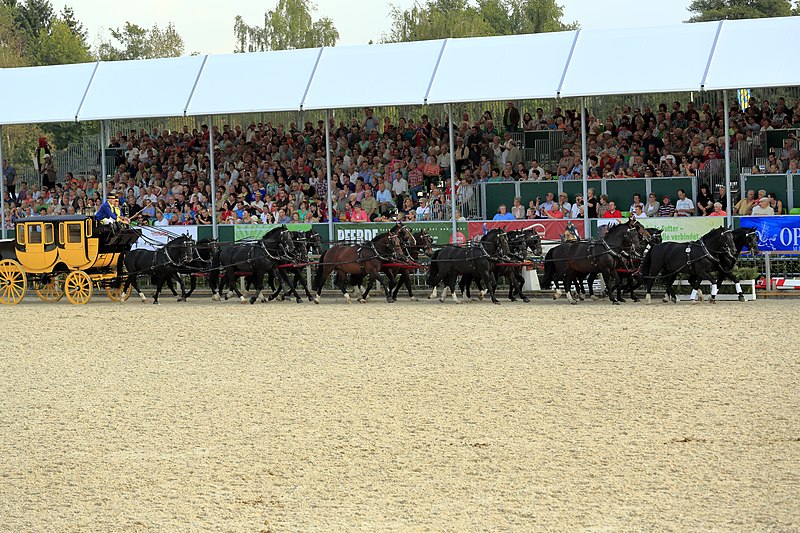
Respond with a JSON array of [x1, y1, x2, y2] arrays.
[[62, 221, 89, 267]]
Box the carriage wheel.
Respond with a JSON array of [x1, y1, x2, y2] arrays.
[[0, 259, 27, 305], [35, 273, 65, 302], [65, 271, 93, 305], [105, 284, 131, 302]]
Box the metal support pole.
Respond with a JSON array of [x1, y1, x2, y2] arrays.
[[448, 104, 457, 242], [580, 97, 589, 239], [765, 251, 771, 291], [209, 117, 218, 240], [100, 120, 108, 200], [0, 125, 5, 240], [325, 109, 334, 242], [723, 89, 733, 227]]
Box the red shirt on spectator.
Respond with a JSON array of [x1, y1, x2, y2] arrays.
[[603, 208, 622, 218]]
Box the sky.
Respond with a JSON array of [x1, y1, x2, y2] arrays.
[[66, 0, 694, 55]]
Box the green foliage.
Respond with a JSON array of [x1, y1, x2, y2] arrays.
[[28, 18, 93, 65], [384, 0, 577, 42], [98, 22, 185, 61], [233, 0, 339, 52], [686, 0, 793, 21]]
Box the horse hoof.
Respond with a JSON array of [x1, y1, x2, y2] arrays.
[[439, 298, 446, 303], [296, 298, 302, 303], [618, 297, 626, 303], [152, 301, 159, 305], [662, 298, 669, 303], [409, 296, 418, 302], [268, 295, 276, 301], [738, 294, 745, 302], [612, 301, 620, 306], [709, 298, 716, 305], [578, 294, 585, 301], [492, 300, 500, 305], [358, 298, 366, 304], [522, 297, 530, 303], [631, 297, 640, 303], [645, 293, 651, 304], [569, 300, 577, 305], [691, 299, 698, 305], [590, 295, 599, 301], [308, 297, 315, 302], [671, 298, 678, 304], [314, 296, 320, 305]]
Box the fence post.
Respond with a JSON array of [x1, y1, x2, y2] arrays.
[[765, 251, 771, 291]]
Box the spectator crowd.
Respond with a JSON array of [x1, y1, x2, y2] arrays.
[[2, 95, 800, 229]]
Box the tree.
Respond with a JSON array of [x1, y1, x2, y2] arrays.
[[98, 22, 185, 61], [28, 18, 93, 65], [234, 0, 339, 52], [0, 3, 27, 68], [686, 0, 793, 21], [384, 0, 577, 42]]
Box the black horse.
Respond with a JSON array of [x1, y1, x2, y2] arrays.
[[641, 227, 737, 304], [215, 226, 296, 304], [122, 235, 195, 304], [426, 228, 510, 304], [548, 219, 642, 305], [166, 237, 220, 299], [690, 226, 759, 303], [584, 226, 663, 302], [460, 228, 543, 302]]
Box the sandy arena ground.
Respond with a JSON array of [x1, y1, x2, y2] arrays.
[[1, 294, 798, 532]]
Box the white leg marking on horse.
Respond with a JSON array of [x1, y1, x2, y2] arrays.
[[645, 293, 651, 304], [711, 284, 718, 297], [690, 289, 697, 301], [429, 287, 437, 299], [439, 286, 448, 303], [452, 291, 461, 304]]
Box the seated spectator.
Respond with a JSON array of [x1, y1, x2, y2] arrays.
[[734, 190, 755, 216], [629, 193, 644, 214], [644, 193, 660, 217], [674, 189, 695, 217], [511, 197, 525, 219], [751, 197, 775, 216], [415, 197, 432, 221], [596, 194, 609, 218], [708, 202, 727, 217], [545, 202, 564, 219], [602, 201, 622, 218], [633, 204, 646, 218], [658, 195, 676, 217], [493, 203, 515, 221], [570, 194, 584, 219], [767, 192, 783, 215]]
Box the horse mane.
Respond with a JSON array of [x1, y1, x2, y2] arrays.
[[262, 226, 285, 239]]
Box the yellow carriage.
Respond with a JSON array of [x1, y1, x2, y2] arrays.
[[0, 215, 141, 305]]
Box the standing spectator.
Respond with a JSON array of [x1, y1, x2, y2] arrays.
[[503, 101, 521, 132], [3, 159, 16, 203], [696, 184, 713, 216], [658, 195, 676, 217], [42, 154, 57, 190], [674, 189, 695, 217], [586, 188, 598, 218]]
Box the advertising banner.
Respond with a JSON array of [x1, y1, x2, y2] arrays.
[[738, 216, 800, 252], [597, 217, 724, 242], [133, 225, 198, 250], [334, 222, 467, 245], [467, 220, 585, 241], [234, 223, 312, 241]]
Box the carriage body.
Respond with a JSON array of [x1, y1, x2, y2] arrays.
[[0, 215, 140, 305]]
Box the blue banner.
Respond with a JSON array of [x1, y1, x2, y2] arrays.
[[739, 216, 800, 252]]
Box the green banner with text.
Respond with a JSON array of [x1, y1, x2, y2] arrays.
[[234, 223, 312, 241], [333, 222, 467, 245], [597, 217, 725, 242]]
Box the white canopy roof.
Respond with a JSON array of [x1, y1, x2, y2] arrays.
[[426, 31, 579, 104], [186, 47, 323, 116], [301, 40, 447, 110], [77, 55, 206, 121], [559, 21, 722, 98], [0, 16, 798, 125], [0, 62, 98, 125], [703, 16, 800, 91]]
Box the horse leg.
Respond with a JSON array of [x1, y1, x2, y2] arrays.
[[282, 269, 303, 303], [483, 270, 500, 305], [166, 276, 178, 297], [336, 270, 352, 304], [152, 274, 166, 305], [184, 275, 197, 298], [227, 269, 246, 303], [603, 268, 621, 304], [127, 274, 147, 303], [515, 269, 529, 303], [313, 264, 335, 303], [628, 273, 642, 302], [174, 273, 187, 302], [296, 270, 314, 301]]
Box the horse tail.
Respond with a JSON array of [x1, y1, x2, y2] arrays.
[[426, 249, 441, 287], [313, 248, 328, 291], [640, 245, 657, 279]]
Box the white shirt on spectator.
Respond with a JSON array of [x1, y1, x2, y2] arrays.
[[675, 197, 695, 215], [392, 177, 408, 196]]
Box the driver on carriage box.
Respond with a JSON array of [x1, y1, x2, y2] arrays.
[[94, 193, 130, 226]]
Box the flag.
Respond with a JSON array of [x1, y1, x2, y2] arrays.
[[737, 89, 751, 111]]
